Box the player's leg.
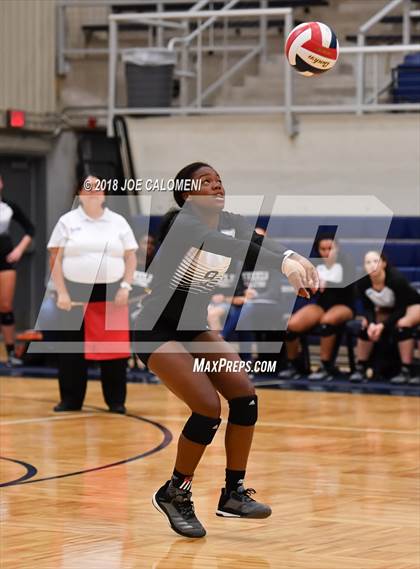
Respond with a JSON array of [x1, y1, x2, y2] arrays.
[[0, 270, 21, 365], [309, 304, 354, 381], [349, 319, 374, 382], [391, 304, 420, 384], [191, 331, 271, 519], [146, 341, 222, 538], [279, 304, 324, 379]]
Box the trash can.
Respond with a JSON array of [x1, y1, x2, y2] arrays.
[[123, 48, 177, 108]]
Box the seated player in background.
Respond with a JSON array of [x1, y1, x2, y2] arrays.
[[208, 264, 246, 330], [239, 270, 285, 370], [220, 228, 285, 369], [208, 266, 254, 362], [349, 251, 420, 384], [279, 234, 355, 381]]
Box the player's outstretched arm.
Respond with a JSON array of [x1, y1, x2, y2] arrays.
[[282, 254, 319, 299]]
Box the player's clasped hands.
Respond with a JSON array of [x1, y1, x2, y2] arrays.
[[282, 253, 320, 299], [367, 322, 384, 342]]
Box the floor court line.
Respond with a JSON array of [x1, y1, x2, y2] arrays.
[[1, 411, 418, 436], [144, 415, 420, 436], [0, 395, 418, 435], [0, 413, 101, 426]]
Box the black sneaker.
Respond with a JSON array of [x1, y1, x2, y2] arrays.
[[53, 402, 82, 412], [390, 366, 411, 385], [108, 405, 126, 414], [6, 351, 23, 367], [308, 365, 339, 381], [216, 486, 271, 519], [152, 480, 206, 538], [349, 365, 367, 383], [278, 362, 302, 380]]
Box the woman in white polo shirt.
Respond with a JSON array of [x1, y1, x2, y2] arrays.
[[48, 175, 137, 413]]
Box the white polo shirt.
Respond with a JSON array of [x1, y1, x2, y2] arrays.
[[47, 206, 138, 284]]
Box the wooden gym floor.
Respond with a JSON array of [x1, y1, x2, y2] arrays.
[[0, 377, 419, 569]]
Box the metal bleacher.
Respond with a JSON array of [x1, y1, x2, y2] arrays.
[[81, 0, 329, 41]]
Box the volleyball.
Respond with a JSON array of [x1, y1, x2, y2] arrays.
[[285, 22, 339, 77]]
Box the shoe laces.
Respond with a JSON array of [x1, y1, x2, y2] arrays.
[[238, 487, 257, 502], [174, 491, 195, 518]]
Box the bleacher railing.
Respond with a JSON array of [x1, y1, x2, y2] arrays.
[[56, 0, 208, 74], [55, 0, 420, 137], [356, 0, 418, 113], [106, 7, 420, 136]]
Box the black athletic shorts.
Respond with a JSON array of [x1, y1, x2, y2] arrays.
[[316, 295, 355, 315], [0, 234, 15, 271], [0, 256, 15, 271], [135, 327, 208, 366]]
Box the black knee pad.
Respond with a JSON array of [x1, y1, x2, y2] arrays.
[[285, 330, 299, 341], [0, 311, 14, 325], [228, 395, 258, 426], [182, 412, 221, 445], [319, 323, 339, 337], [395, 327, 414, 341]]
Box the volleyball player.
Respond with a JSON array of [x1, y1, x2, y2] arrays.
[[350, 251, 420, 384], [135, 162, 319, 538], [279, 234, 355, 381], [0, 175, 35, 366]]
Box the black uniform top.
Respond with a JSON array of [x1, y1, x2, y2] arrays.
[[357, 266, 420, 329], [0, 198, 35, 256], [314, 252, 356, 309], [211, 261, 246, 298], [138, 204, 287, 330]]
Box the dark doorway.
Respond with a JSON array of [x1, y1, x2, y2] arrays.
[[0, 156, 46, 330]]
